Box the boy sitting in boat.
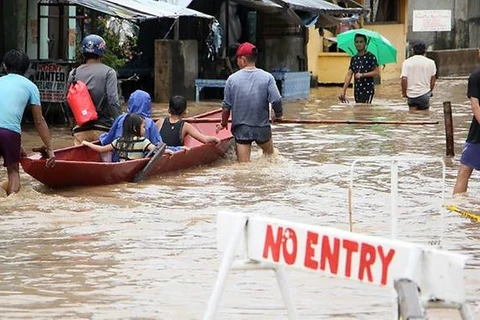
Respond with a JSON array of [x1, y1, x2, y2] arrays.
[[156, 95, 220, 149], [83, 114, 163, 161]]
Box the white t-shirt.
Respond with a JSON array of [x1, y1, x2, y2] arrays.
[[401, 55, 437, 98]]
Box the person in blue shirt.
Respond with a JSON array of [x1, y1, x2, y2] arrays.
[[99, 89, 161, 162], [0, 50, 55, 195]]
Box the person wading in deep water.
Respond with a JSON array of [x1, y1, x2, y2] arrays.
[[216, 42, 283, 162], [340, 34, 380, 104]]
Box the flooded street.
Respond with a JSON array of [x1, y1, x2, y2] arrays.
[[0, 78, 479, 319]]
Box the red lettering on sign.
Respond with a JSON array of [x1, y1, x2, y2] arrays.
[[343, 239, 359, 278], [264, 225, 396, 286], [39, 64, 61, 72], [262, 225, 283, 262], [304, 231, 318, 270], [320, 235, 340, 274], [358, 243, 376, 283], [282, 228, 297, 265], [378, 246, 395, 285]]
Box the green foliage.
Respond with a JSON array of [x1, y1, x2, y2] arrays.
[[78, 13, 137, 70], [98, 16, 137, 70]]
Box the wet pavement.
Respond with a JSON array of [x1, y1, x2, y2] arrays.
[[0, 78, 478, 319]]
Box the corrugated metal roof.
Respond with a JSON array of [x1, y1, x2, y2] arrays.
[[67, 0, 153, 19], [155, 0, 194, 7], [108, 0, 213, 19], [286, 0, 364, 13], [233, 0, 366, 15], [63, 0, 212, 20]]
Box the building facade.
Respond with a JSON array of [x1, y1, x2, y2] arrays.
[[308, 0, 409, 84], [407, 0, 480, 50]]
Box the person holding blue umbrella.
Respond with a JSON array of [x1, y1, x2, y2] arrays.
[[339, 33, 380, 104]]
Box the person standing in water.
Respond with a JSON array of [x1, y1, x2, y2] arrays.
[[0, 50, 55, 195], [340, 34, 380, 103], [453, 48, 480, 195], [216, 42, 283, 162], [401, 41, 437, 110]]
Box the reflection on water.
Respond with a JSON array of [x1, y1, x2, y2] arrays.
[[0, 79, 478, 319]]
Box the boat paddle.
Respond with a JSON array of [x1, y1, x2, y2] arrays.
[[132, 142, 167, 183]]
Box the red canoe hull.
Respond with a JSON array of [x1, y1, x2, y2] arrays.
[[20, 109, 233, 188]]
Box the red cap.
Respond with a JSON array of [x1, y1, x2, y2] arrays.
[[236, 42, 257, 56]]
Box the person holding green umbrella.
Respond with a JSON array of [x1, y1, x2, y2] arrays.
[[339, 33, 380, 104]]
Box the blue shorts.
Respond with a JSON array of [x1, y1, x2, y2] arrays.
[[232, 125, 271, 145], [408, 92, 431, 110], [0, 128, 21, 167], [460, 142, 480, 170]]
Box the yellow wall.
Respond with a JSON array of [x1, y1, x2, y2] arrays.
[[365, 24, 406, 81], [307, 27, 322, 80], [317, 52, 351, 84], [307, 0, 408, 84]]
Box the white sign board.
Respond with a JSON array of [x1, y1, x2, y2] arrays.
[[217, 212, 468, 304], [413, 10, 452, 32]]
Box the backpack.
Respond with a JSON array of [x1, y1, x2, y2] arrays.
[[66, 68, 98, 126]]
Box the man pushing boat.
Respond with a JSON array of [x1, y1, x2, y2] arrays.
[[216, 42, 283, 162], [0, 50, 55, 195]]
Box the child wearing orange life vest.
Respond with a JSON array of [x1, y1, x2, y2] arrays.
[[156, 95, 220, 149], [82, 114, 162, 161]]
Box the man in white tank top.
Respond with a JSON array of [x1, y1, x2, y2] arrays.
[[401, 41, 437, 110]]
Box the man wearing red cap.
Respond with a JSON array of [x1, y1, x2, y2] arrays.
[[216, 42, 283, 162]]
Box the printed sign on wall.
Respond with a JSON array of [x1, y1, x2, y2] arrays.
[[29, 62, 69, 103], [413, 10, 452, 32]]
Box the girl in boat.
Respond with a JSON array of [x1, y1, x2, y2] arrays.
[[99, 89, 162, 162], [156, 95, 220, 149], [82, 114, 162, 161]]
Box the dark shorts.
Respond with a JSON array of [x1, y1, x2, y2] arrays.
[[233, 125, 272, 145], [460, 142, 480, 170], [0, 128, 21, 167], [355, 91, 374, 104], [408, 91, 431, 110]]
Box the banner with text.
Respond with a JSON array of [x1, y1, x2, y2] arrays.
[[30, 62, 69, 103], [413, 10, 452, 32]]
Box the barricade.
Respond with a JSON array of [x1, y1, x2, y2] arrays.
[[348, 156, 446, 242], [204, 211, 471, 319]]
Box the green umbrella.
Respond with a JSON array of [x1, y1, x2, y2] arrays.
[[337, 28, 397, 65]]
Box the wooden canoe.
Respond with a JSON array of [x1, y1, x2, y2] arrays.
[[20, 109, 233, 188]]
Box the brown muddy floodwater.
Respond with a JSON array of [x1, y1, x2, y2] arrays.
[[0, 79, 479, 319]]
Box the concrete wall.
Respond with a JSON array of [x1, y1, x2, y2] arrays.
[[3, 0, 27, 53], [257, 13, 307, 73], [154, 40, 198, 103], [427, 49, 480, 77], [469, 0, 480, 48], [407, 0, 480, 49], [262, 37, 305, 72]]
